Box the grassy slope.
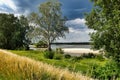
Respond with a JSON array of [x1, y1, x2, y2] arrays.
[[0, 49, 92, 80], [10, 50, 107, 74]]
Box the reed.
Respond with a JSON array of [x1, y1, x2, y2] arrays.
[[0, 49, 92, 80]]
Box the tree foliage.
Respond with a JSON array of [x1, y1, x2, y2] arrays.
[[0, 13, 30, 50], [85, 0, 120, 65], [29, 0, 69, 51], [88, 60, 119, 80], [35, 40, 48, 48]]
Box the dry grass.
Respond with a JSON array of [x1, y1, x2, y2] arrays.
[[0, 49, 93, 80]]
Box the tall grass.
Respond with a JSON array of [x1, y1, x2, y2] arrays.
[[10, 50, 107, 74], [0, 50, 92, 80]]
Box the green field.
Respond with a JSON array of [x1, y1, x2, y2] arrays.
[[0, 50, 92, 80], [0, 50, 119, 80], [11, 50, 120, 80], [10, 50, 107, 75]]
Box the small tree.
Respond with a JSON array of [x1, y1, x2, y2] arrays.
[[85, 0, 120, 66], [29, 0, 68, 51]]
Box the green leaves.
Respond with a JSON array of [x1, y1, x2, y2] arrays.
[[0, 13, 30, 50], [88, 60, 119, 79], [85, 0, 120, 66]]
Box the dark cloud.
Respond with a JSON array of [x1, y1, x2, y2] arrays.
[[1, 0, 93, 19], [12, 0, 45, 14], [61, 0, 93, 19]]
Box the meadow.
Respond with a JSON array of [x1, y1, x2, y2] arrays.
[[1, 49, 119, 80], [10, 50, 107, 74], [0, 49, 92, 80], [10, 50, 120, 80], [10, 50, 110, 79]]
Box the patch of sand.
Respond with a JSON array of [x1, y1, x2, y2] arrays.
[[62, 48, 100, 56]]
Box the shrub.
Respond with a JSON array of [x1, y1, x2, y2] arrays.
[[95, 54, 104, 61], [52, 48, 64, 60], [64, 54, 71, 59], [43, 51, 54, 59], [55, 48, 64, 54], [81, 53, 96, 58], [17, 45, 30, 50], [80, 53, 104, 61], [88, 60, 119, 80]]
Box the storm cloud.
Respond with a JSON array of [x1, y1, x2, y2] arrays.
[[0, 0, 93, 18]]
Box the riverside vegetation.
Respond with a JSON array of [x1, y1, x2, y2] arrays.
[[0, 49, 120, 80], [10, 49, 120, 80], [0, 0, 120, 80], [0, 49, 92, 80]]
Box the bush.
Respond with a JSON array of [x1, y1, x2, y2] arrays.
[[64, 54, 71, 59], [43, 51, 54, 59], [95, 54, 104, 61], [88, 60, 119, 80], [54, 48, 64, 60], [80, 53, 104, 61], [81, 53, 96, 58], [55, 48, 64, 54], [16, 45, 29, 50]]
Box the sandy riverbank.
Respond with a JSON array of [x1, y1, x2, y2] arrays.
[[62, 48, 100, 56]]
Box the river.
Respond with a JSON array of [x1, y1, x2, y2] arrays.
[[51, 44, 91, 49]]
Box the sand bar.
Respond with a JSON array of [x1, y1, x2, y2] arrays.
[[62, 48, 100, 56]]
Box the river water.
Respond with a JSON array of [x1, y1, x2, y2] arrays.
[[29, 44, 91, 50], [51, 44, 91, 49]]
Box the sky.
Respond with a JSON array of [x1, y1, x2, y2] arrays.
[[0, 0, 93, 42]]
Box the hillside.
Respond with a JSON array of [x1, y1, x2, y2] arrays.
[[0, 49, 92, 80]]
